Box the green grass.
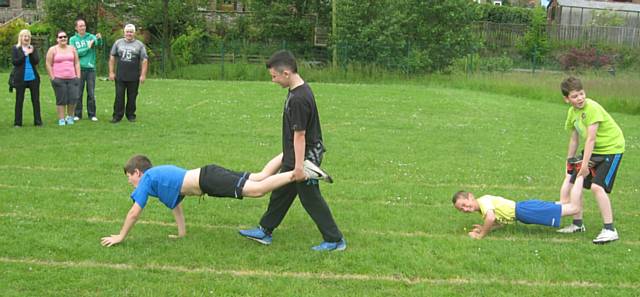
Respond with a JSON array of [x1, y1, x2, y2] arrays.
[[1, 78, 639, 296], [164, 63, 640, 116]]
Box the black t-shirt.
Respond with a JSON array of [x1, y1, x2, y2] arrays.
[[281, 83, 325, 169]]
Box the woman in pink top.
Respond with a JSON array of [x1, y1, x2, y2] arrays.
[[46, 30, 81, 126]]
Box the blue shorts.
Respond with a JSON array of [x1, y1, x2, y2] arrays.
[[515, 200, 562, 228]]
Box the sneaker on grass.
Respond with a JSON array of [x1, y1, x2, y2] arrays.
[[238, 226, 272, 245], [556, 224, 586, 233], [303, 160, 333, 183], [593, 229, 618, 244], [312, 238, 346, 251]]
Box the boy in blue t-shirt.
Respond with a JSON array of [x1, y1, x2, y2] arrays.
[[101, 154, 332, 247]]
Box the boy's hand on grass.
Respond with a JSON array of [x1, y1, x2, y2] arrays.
[[468, 231, 482, 239], [101, 234, 124, 247]]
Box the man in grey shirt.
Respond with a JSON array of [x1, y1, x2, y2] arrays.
[[108, 24, 148, 123]]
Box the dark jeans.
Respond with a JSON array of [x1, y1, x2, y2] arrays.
[[259, 180, 343, 242], [14, 80, 42, 126], [75, 69, 96, 118], [112, 79, 139, 121]]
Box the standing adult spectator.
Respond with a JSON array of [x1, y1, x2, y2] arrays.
[[108, 24, 148, 123], [70, 18, 102, 122], [11, 29, 43, 127], [46, 30, 81, 126]]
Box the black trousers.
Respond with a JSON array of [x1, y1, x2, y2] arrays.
[[259, 180, 343, 242], [14, 80, 42, 126], [112, 79, 139, 120]]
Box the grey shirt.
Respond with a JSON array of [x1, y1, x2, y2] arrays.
[[110, 38, 148, 81]]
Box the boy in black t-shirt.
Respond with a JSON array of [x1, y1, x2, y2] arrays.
[[239, 50, 346, 251]]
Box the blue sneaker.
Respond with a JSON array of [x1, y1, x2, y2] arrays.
[[58, 119, 66, 126], [65, 116, 74, 125], [238, 226, 272, 245], [312, 238, 347, 251]]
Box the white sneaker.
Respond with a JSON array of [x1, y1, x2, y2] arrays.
[[303, 160, 333, 183], [90, 116, 98, 122], [593, 229, 619, 244], [557, 224, 586, 233], [73, 116, 80, 121]]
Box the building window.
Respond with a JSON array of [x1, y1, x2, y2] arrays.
[[0, 0, 10, 8]]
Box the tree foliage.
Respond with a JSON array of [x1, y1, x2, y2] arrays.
[[335, 0, 481, 73], [249, 0, 331, 43]]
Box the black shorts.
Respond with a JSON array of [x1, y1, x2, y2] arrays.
[[570, 153, 623, 193], [199, 164, 250, 199]]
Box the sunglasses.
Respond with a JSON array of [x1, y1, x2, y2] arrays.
[[57, 35, 67, 39]]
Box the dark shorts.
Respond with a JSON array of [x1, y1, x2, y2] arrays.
[[199, 164, 250, 199], [515, 200, 562, 227], [51, 78, 80, 105], [570, 153, 623, 193]]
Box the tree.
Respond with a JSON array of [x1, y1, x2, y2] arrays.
[[334, 0, 481, 73]]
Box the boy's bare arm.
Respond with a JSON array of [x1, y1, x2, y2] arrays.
[[169, 203, 186, 239], [567, 130, 580, 158], [578, 123, 599, 177], [469, 210, 496, 239], [101, 203, 143, 247]]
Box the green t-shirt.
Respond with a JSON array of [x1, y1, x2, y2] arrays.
[[70, 32, 102, 69], [564, 98, 625, 154]]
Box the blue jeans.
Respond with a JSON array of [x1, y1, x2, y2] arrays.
[[74, 69, 96, 118]]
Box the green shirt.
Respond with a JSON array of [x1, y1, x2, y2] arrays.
[[70, 32, 102, 70], [564, 98, 625, 154]]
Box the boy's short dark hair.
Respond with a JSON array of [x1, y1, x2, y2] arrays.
[[266, 50, 297, 73], [561, 76, 583, 96], [124, 155, 152, 174], [451, 191, 469, 204]]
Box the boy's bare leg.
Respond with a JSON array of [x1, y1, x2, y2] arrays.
[[243, 171, 295, 198], [591, 184, 614, 224], [561, 176, 584, 216], [248, 153, 283, 182], [559, 174, 583, 219]]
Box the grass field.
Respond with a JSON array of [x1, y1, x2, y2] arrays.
[[1, 77, 639, 296]]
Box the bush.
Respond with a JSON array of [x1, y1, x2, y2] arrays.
[[478, 4, 533, 24], [479, 54, 514, 72], [518, 8, 549, 63], [171, 27, 210, 66], [557, 48, 613, 70], [0, 19, 28, 69]]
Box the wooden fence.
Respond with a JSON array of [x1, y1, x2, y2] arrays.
[[474, 21, 640, 48]]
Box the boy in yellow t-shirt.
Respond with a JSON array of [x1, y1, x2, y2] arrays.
[[452, 176, 586, 239], [557, 77, 624, 244]]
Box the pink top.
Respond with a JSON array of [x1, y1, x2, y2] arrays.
[[52, 50, 76, 79]]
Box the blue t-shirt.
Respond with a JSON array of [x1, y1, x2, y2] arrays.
[[24, 55, 35, 82], [130, 165, 187, 209]]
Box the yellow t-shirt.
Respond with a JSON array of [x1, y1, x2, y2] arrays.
[[477, 195, 516, 225], [565, 98, 625, 154]]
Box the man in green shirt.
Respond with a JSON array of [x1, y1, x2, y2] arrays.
[[556, 77, 625, 244], [70, 18, 102, 121]]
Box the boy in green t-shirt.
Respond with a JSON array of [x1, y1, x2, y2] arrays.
[[556, 77, 625, 244]]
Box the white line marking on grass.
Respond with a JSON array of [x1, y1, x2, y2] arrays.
[[0, 183, 120, 193], [186, 100, 210, 110], [1, 257, 638, 289], [2, 212, 639, 246]]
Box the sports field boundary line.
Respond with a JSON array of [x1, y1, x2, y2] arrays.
[[1, 257, 638, 289], [2, 212, 639, 246]]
